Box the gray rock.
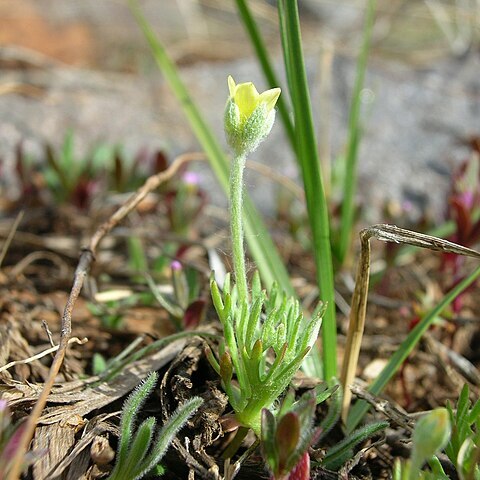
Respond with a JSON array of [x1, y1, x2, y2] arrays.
[[0, 43, 478, 222]]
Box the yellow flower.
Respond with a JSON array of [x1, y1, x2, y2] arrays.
[[227, 76, 281, 125], [224, 76, 281, 156]]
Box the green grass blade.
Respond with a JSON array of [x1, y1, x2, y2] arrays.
[[337, 0, 377, 264], [97, 331, 218, 383], [279, 0, 337, 379], [233, 0, 295, 151], [347, 263, 480, 431], [277, 1, 293, 97], [129, 0, 293, 295], [322, 420, 388, 470]]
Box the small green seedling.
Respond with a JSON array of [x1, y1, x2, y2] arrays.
[[112, 148, 168, 193], [165, 170, 206, 235], [44, 130, 113, 208], [263, 381, 387, 473], [88, 294, 138, 330], [393, 408, 451, 480], [107, 372, 203, 480], [92, 352, 108, 375], [394, 384, 480, 480], [445, 384, 480, 479], [147, 260, 205, 331]]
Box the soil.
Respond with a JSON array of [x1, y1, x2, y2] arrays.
[[1, 150, 479, 478], [1, 2, 480, 479]]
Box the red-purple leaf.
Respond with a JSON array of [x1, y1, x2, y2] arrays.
[[153, 150, 168, 173], [286, 452, 310, 480], [183, 299, 206, 329], [450, 197, 472, 243], [276, 412, 300, 471]]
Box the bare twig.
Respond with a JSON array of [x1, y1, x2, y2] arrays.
[[41, 320, 74, 380], [349, 383, 414, 431], [41, 321, 56, 349], [7, 151, 203, 480], [340, 223, 480, 422]]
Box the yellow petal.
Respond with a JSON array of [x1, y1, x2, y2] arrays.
[[228, 75, 237, 98], [234, 82, 260, 119], [259, 87, 281, 113]]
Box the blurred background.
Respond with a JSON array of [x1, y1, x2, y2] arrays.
[[0, 0, 479, 219]]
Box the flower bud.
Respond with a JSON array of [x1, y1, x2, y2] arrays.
[[411, 408, 451, 470], [220, 351, 233, 384], [224, 76, 281, 156]]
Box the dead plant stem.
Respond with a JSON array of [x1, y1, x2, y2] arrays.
[[340, 229, 371, 422], [340, 224, 480, 423], [0, 210, 24, 269]]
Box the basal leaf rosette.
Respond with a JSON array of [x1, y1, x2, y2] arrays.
[[206, 272, 324, 435]]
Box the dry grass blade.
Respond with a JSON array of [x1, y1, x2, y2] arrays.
[[0, 210, 24, 270], [365, 224, 480, 258], [340, 223, 480, 423], [6, 151, 205, 480], [3, 338, 187, 418], [9, 251, 70, 279], [0, 337, 87, 374]]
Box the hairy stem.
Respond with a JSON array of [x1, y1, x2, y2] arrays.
[[230, 153, 248, 301]]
